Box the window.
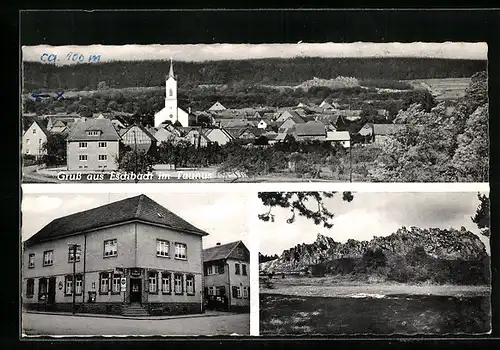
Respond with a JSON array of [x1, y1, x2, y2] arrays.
[[26, 279, 34, 298], [174, 274, 183, 294], [232, 286, 240, 298], [243, 286, 248, 298], [100, 272, 110, 294], [79, 155, 88, 161], [149, 272, 158, 294], [169, 89, 173, 96], [79, 142, 88, 148], [86, 130, 100, 136], [65, 276, 73, 295], [98, 154, 107, 161], [104, 239, 117, 257], [174, 243, 187, 260], [38, 139, 42, 145], [112, 274, 121, 294], [156, 239, 169, 257], [75, 275, 83, 295], [215, 263, 225, 274], [186, 275, 195, 295], [68, 245, 81, 263], [26, 149, 30, 155], [26, 139, 30, 144], [242, 264, 247, 276], [43, 250, 53, 266], [28, 253, 35, 268], [38, 278, 47, 300], [32, 128, 36, 134], [207, 265, 214, 275], [161, 273, 171, 294], [235, 263, 240, 275], [98, 142, 107, 148]]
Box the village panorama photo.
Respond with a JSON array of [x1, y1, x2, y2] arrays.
[[21, 42, 488, 183], [20, 192, 251, 336], [258, 191, 491, 335]]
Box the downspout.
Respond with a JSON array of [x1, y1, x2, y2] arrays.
[[82, 233, 87, 306], [226, 260, 231, 310]]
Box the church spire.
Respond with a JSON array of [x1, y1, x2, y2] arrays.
[[168, 57, 174, 79]]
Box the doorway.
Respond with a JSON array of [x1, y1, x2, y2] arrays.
[[130, 278, 142, 303], [47, 277, 56, 304]]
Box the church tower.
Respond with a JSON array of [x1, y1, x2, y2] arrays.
[[165, 58, 178, 123]]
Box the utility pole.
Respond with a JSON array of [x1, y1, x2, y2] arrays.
[[133, 130, 138, 183], [349, 141, 352, 183], [71, 244, 77, 314]]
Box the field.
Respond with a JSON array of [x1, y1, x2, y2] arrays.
[[259, 276, 491, 335], [402, 78, 471, 101]]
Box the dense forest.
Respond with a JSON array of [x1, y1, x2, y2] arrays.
[[22, 57, 486, 91]]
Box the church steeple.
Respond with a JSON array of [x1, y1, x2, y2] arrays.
[[168, 57, 174, 79]]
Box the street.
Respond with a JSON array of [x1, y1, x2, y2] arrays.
[[22, 312, 250, 336]]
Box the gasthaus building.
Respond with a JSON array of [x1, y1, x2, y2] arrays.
[[22, 194, 208, 316]]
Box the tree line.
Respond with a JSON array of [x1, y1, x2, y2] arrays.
[[23, 57, 486, 91]]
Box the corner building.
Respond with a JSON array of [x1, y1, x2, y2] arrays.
[[22, 194, 208, 316]]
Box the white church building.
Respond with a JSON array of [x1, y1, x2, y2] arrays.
[[154, 60, 190, 127]]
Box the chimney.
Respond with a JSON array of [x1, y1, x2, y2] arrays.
[[216, 242, 221, 246], [188, 107, 191, 114]]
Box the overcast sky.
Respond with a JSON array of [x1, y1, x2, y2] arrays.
[[21, 192, 250, 250], [21, 42, 487, 65], [257, 192, 490, 256]]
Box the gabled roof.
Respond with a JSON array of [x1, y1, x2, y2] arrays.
[[202, 240, 249, 262], [315, 114, 339, 125], [373, 124, 406, 135], [24, 117, 50, 138], [326, 131, 350, 141], [295, 121, 326, 136], [120, 123, 158, 142], [25, 194, 209, 247], [67, 118, 120, 142]]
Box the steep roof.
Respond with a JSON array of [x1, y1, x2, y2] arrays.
[[25, 194, 209, 247], [295, 121, 326, 136], [373, 124, 406, 135], [67, 118, 120, 142], [24, 117, 50, 137], [120, 124, 158, 142], [202, 240, 248, 262]]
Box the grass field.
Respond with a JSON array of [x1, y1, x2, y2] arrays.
[[402, 78, 471, 101]]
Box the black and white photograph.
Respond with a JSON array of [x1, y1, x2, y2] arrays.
[[21, 191, 251, 336], [258, 191, 491, 335], [21, 42, 488, 183]]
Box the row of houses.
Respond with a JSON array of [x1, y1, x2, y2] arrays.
[[22, 194, 250, 316]]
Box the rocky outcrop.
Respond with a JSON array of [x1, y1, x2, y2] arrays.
[[260, 227, 488, 274]]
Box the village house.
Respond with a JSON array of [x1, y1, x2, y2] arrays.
[[218, 118, 254, 129], [22, 195, 208, 316], [202, 241, 250, 312], [154, 60, 191, 127], [207, 101, 227, 112], [358, 123, 374, 141], [372, 124, 406, 146], [257, 119, 272, 129], [275, 110, 305, 124], [326, 131, 351, 148], [46, 114, 81, 131], [22, 118, 50, 158], [154, 125, 183, 145], [119, 124, 158, 154], [203, 128, 234, 146], [294, 121, 327, 142], [66, 118, 120, 171], [184, 128, 211, 148]]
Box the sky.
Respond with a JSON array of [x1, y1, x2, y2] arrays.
[[257, 192, 490, 256], [21, 42, 488, 65], [21, 192, 250, 250]]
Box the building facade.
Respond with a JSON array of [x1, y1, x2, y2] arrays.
[[119, 124, 157, 153], [22, 194, 208, 316], [22, 120, 50, 157], [202, 241, 250, 312]]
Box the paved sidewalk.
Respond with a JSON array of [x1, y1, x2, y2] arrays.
[[24, 309, 241, 320]]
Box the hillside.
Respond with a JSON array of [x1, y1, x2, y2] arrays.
[[22, 57, 486, 92], [260, 227, 490, 285]]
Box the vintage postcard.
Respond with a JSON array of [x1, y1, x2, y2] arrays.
[[20, 191, 251, 336], [258, 191, 491, 335], [20, 42, 488, 183]]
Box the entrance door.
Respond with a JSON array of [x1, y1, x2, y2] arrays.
[[130, 279, 142, 303], [47, 277, 56, 304]]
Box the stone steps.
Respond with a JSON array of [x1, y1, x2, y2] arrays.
[[122, 303, 149, 316]]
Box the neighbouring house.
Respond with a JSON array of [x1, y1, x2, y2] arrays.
[[315, 114, 339, 130], [358, 123, 374, 141], [111, 118, 127, 130], [335, 109, 363, 121], [203, 128, 234, 146], [238, 128, 265, 141], [184, 128, 211, 148], [377, 109, 390, 118], [22, 194, 208, 316], [48, 120, 69, 134], [372, 124, 406, 146], [320, 100, 340, 110], [257, 119, 271, 129], [207, 101, 227, 112], [154, 126, 183, 145], [66, 118, 120, 171], [275, 110, 305, 124], [218, 118, 253, 129], [294, 121, 327, 142], [119, 124, 158, 154], [45, 114, 81, 131], [274, 132, 295, 143], [22, 119, 50, 158], [202, 241, 250, 312], [278, 118, 302, 133], [326, 131, 351, 148], [154, 60, 190, 127]]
